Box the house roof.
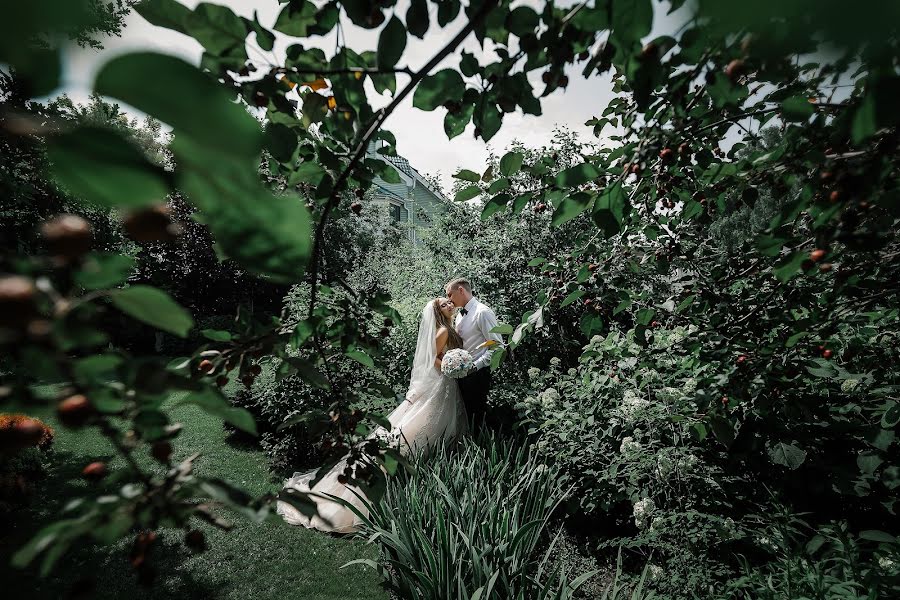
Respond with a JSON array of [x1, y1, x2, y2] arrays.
[[366, 141, 448, 204]]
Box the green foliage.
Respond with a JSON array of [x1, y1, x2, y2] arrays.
[[4, 0, 900, 591], [350, 432, 598, 599]]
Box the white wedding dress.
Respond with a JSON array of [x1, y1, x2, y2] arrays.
[[276, 302, 466, 533]]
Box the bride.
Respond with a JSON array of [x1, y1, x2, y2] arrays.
[[276, 297, 467, 533]]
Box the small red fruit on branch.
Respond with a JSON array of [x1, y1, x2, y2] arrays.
[[350, 201, 363, 215], [215, 376, 229, 387], [41, 214, 93, 261], [659, 147, 675, 163], [809, 248, 827, 262], [82, 461, 108, 481], [130, 530, 158, 568], [822, 349, 833, 359], [0, 275, 38, 326], [57, 394, 95, 428], [198, 359, 215, 374], [736, 355, 748, 365], [123, 205, 180, 243], [724, 59, 746, 81]]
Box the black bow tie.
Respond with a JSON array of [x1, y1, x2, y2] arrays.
[[460, 308, 468, 316]]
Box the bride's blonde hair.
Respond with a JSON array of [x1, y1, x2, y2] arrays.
[[433, 298, 463, 349]]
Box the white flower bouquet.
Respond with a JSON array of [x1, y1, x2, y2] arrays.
[[441, 348, 474, 379]]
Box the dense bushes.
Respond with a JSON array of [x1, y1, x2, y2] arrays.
[[353, 432, 601, 600], [0, 414, 54, 518]]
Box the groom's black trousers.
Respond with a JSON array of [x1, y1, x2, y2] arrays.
[[457, 367, 492, 429]]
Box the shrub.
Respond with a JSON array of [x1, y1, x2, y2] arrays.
[[0, 415, 53, 517], [0, 414, 54, 451], [349, 431, 599, 599], [723, 511, 900, 600]]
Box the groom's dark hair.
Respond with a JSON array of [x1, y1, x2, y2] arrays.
[[446, 277, 472, 292]]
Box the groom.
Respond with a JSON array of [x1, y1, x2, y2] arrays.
[[445, 278, 502, 429]]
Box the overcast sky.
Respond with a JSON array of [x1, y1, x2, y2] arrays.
[[58, 1, 689, 190]]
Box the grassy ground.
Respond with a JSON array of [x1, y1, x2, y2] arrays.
[[1, 391, 388, 600]]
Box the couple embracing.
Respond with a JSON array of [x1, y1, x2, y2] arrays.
[[276, 278, 502, 533]]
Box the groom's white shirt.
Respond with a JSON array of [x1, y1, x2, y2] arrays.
[[455, 297, 502, 371]]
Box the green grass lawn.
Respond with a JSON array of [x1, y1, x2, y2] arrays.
[[1, 391, 388, 600]]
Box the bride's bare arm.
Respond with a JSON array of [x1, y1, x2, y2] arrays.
[[434, 327, 448, 369]]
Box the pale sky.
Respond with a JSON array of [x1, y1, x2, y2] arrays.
[[57, 1, 690, 190]]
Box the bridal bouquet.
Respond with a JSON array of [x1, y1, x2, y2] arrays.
[[441, 348, 474, 379]]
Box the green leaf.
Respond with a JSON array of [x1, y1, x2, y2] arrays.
[[289, 161, 327, 186], [248, 11, 275, 51], [481, 193, 511, 220], [437, 0, 460, 26], [505, 6, 539, 37], [273, 0, 318, 37], [781, 96, 815, 121], [46, 126, 169, 209], [454, 169, 481, 183], [406, 0, 429, 38], [75, 253, 135, 290], [135, 0, 191, 35], [554, 163, 600, 188], [184, 2, 248, 55], [580, 314, 603, 337], [201, 329, 232, 342], [636, 308, 655, 326], [346, 349, 374, 368], [490, 324, 514, 335], [527, 257, 546, 267], [12, 519, 80, 569], [487, 177, 510, 194], [455, 185, 482, 202], [882, 401, 900, 428], [73, 354, 123, 383], [108, 286, 194, 337], [768, 442, 807, 470], [413, 69, 465, 111], [592, 183, 628, 237], [675, 295, 695, 312], [444, 102, 474, 139], [175, 141, 312, 283], [859, 530, 897, 543], [377, 16, 406, 68], [499, 151, 524, 177], [561, 289, 586, 307], [180, 389, 257, 435], [785, 331, 808, 348], [371, 160, 402, 184], [551, 192, 594, 227], [474, 102, 502, 142], [851, 75, 900, 144], [95, 52, 262, 159], [611, 0, 653, 46], [773, 251, 806, 283], [283, 357, 330, 389]]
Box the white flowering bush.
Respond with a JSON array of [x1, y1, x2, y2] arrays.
[[620, 436, 642, 458], [633, 497, 656, 529], [512, 323, 745, 597]]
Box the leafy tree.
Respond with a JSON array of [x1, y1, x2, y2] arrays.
[[2, 0, 898, 594]]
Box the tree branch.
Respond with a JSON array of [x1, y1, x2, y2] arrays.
[[305, 0, 499, 320]]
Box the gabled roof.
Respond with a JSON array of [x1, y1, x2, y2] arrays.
[[366, 140, 448, 204]]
